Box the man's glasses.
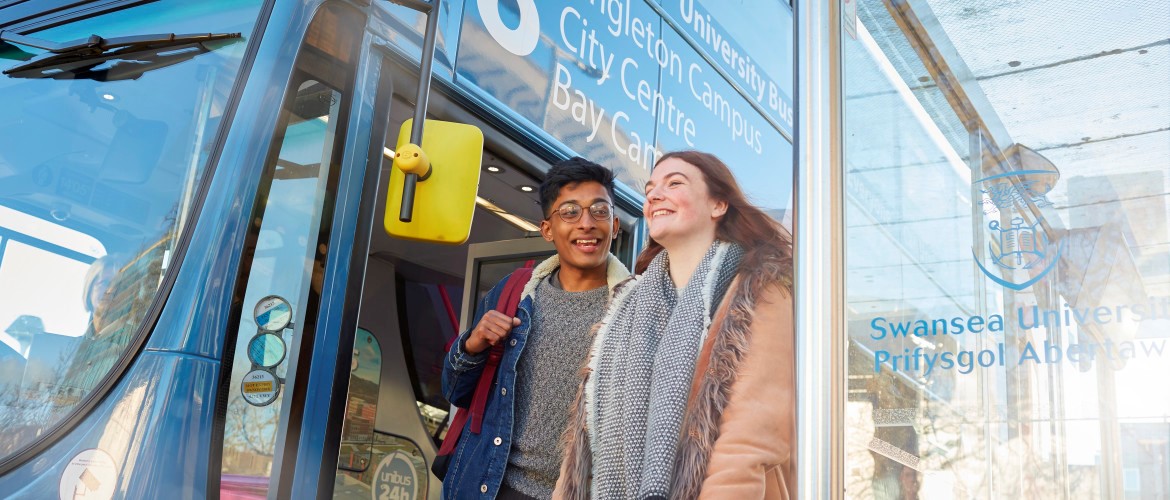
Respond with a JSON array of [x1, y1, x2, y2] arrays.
[[548, 201, 613, 223]]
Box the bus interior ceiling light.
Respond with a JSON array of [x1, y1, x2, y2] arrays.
[[475, 196, 539, 232]]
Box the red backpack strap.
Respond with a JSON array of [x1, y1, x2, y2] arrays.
[[469, 264, 533, 433], [437, 409, 468, 455], [437, 262, 536, 454]]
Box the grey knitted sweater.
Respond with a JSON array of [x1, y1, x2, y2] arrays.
[[503, 274, 608, 499]]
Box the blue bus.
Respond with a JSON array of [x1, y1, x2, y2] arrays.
[[8, 0, 1159, 498], [0, 0, 660, 497], [0, 0, 798, 497]]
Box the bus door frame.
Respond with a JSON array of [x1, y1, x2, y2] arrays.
[[279, 38, 399, 500], [459, 238, 557, 330]]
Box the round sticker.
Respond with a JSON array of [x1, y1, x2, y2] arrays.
[[247, 332, 286, 368], [371, 451, 418, 500], [240, 369, 280, 406], [59, 448, 117, 500], [254, 295, 293, 332]]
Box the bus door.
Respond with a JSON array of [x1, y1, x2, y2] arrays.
[[211, 0, 642, 497], [207, 0, 561, 495], [320, 67, 643, 499], [215, 2, 373, 498], [330, 236, 555, 500]]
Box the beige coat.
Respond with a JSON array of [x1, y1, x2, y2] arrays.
[[554, 260, 796, 499]]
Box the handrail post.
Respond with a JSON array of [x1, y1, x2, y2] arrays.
[[397, 0, 441, 222]]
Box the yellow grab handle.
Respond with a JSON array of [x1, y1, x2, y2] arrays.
[[393, 143, 431, 177]]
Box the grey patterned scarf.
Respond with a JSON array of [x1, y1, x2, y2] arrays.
[[587, 240, 743, 499]]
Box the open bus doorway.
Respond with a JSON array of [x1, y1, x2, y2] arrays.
[[329, 94, 640, 499]]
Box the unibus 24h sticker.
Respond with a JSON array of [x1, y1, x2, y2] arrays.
[[371, 450, 418, 500]]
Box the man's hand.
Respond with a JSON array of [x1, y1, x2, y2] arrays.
[[464, 310, 521, 354]]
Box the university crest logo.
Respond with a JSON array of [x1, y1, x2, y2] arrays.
[[973, 145, 1062, 291]]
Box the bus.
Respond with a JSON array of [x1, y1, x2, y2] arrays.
[[0, 0, 653, 498]]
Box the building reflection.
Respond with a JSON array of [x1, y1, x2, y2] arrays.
[[844, 0, 1170, 497]]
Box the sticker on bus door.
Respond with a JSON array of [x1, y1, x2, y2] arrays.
[[372, 451, 417, 500], [241, 368, 280, 406], [59, 448, 117, 500], [254, 295, 293, 332]]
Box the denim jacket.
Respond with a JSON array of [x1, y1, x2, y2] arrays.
[[439, 254, 629, 499]]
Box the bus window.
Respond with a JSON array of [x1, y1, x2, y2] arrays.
[[332, 328, 401, 498], [0, 0, 264, 463], [220, 77, 345, 494], [367, 433, 428, 500], [338, 328, 383, 476], [398, 276, 463, 435]]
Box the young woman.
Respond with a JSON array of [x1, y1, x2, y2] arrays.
[[555, 151, 796, 499]]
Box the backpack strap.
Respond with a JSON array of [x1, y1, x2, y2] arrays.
[[469, 265, 533, 433], [436, 261, 535, 455]]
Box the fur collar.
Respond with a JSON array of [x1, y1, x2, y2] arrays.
[[521, 254, 630, 300]]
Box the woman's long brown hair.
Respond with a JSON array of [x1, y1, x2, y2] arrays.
[[635, 151, 793, 291]]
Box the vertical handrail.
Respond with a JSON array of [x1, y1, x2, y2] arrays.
[[795, 0, 844, 498], [399, 0, 441, 222]]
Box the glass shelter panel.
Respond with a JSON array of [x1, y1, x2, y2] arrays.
[[842, 0, 1170, 498]]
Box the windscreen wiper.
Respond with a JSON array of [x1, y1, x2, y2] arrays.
[[0, 30, 241, 80]]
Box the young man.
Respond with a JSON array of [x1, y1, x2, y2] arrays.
[[440, 157, 629, 500]]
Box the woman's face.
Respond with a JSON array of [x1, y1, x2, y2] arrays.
[[643, 157, 726, 249]]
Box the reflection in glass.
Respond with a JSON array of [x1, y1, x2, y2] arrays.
[[333, 328, 383, 496], [219, 79, 342, 492], [0, 0, 263, 462], [844, 0, 1170, 498]]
